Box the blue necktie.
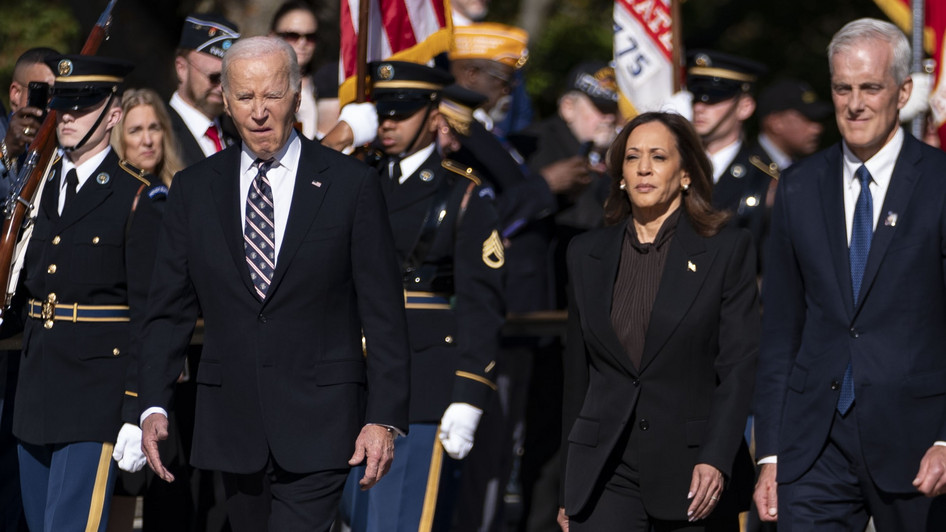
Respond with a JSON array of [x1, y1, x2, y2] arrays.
[[839, 164, 872, 414], [244, 158, 276, 300]]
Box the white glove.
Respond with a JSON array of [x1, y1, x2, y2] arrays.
[[901, 71, 933, 122], [438, 402, 482, 460], [338, 102, 379, 147], [113, 423, 147, 472]]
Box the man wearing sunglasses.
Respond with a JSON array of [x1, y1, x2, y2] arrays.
[[170, 14, 241, 166]]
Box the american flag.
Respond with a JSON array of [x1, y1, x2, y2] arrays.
[[338, 0, 453, 105]]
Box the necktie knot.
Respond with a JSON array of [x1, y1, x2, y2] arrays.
[[255, 158, 276, 178], [855, 164, 871, 188]]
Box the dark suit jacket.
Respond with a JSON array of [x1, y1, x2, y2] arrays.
[[138, 137, 410, 475], [168, 106, 238, 168], [15, 152, 165, 445], [561, 212, 758, 520], [755, 133, 946, 493]]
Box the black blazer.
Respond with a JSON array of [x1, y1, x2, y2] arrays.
[[168, 106, 238, 168], [138, 137, 411, 475], [561, 212, 758, 520], [755, 133, 946, 492]]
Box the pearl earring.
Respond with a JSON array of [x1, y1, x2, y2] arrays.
[[681, 183, 690, 192], [619, 182, 626, 190]]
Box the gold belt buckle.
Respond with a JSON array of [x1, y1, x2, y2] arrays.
[[41, 293, 56, 329]]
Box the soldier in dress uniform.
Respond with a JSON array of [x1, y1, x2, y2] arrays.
[[688, 50, 774, 269], [10, 55, 166, 532], [342, 61, 505, 532]]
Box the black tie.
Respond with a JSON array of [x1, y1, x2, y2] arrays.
[[63, 169, 79, 214], [388, 157, 402, 182]]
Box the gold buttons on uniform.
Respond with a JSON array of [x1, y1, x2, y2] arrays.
[[113, 348, 120, 356], [52, 236, 61, 245], [444, 335, 454, 344], [92, 236, 100, 244], [47, 264, 57, 274]]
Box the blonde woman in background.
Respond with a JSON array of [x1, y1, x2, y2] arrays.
[[111, 88, 183, 187]]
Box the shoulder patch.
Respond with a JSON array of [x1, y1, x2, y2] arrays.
[[482, 229, 505, 269], [119, 159, 155, 186], [147, 185, 169, 200], [441, 159, 482, 186], [749, 155, 779, 180]]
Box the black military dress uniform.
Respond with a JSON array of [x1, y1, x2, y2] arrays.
[[10, 54, 166, 532]]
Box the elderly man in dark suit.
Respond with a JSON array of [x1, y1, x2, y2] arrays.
[[754, 18, 946, 530], [139, 36, 410, 532]]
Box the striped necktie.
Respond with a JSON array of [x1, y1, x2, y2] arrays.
[[244, 158, 276, 300]]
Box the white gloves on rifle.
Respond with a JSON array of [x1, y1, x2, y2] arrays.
[[113, 423, 147, 472], [438, 402, 482, 460], [338, 102, 379, 147]]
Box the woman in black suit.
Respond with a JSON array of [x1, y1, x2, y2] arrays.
[[557, 112, 759, 532]]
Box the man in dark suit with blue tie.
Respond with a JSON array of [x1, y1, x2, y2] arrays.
[[138, 36, 410, 531], [753, 18, 946, 530]]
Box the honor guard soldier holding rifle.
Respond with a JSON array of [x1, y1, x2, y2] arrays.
[[10, 55, 166, 532], [344, 61, 505, 532]]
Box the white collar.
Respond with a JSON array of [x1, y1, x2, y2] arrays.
[[399, 143, 436, 184], [758, 133, 792, 171]]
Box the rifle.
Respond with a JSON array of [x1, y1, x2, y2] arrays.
[[0, 0, 118, 317]]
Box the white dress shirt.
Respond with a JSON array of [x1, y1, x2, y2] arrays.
[[58, 146, 111, 215], [239, 131, 301, 260], [841, 127, 903, 245], [708, 139, 742, 184], [395, 143, 436, 185], [170, 92, 224, 158]]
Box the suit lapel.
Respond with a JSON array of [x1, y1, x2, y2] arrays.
[[639, 215, 712, 372], [818, 146, 855, 318], [581, 222, 638, 376], [264, 141, 330, 302], [210, 148, 256, 298], [385, 153, 440, 213], [855, 135, 922, 316], [41, 161, 63, 221]]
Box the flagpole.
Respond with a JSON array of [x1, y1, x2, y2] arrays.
[[356, 0, 370, 103], [911, 0, 925, 138], [671, 0, 682, 92]]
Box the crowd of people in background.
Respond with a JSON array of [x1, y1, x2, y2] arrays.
[[0, 1, 945, 532]]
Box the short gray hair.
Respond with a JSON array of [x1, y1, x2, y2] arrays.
[[828, 18, 911, 84], [221, 36, 301, 94]]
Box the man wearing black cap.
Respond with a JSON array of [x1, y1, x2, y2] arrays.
[[11, 54, 166, 532], [342, 60, 504, 532], [170, 13, 240, 166], [757, 78, 830, 171], [688, 50, 774, 267]]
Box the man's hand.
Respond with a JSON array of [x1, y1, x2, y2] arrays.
[[913, 445, 946, 496], [113, 423, 147, 472], [438, 402, 482, 460], [141, 413, 175, 482], [556, 507, 569, 532], [540, 156, 591, 196], [348, 424, 395, 490], [3, 106, 44, 158], [753, 462, 778, 522], [686, 463, 724, 521]]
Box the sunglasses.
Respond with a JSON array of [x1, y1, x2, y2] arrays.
[[277, 31, 317, 44], [187, 59, 222, 85]]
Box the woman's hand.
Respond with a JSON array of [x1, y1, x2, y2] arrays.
[[686, 463, 724, 521], [557, 507, 569, 531]]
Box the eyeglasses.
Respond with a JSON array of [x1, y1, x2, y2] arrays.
[[187, 59, 222, 85], [276, 31, 317, 44], [477, 66, 518, 89]]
